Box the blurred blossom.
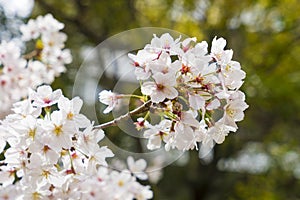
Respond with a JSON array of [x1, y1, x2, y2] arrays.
[[0, 0, 34, 18], [218, 143, 272, 174]]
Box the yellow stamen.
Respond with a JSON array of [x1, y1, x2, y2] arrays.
[[28, 128, 36, 138], [118, 180, 124, 187], [53, 125, 63, 136], [67, 112, 74, 120]]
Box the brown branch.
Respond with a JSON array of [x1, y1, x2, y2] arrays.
[[23, 50, 39, 60], [93, 100, 152, 130]]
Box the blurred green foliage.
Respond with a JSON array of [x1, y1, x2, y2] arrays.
[[26, 0, 300, 199]]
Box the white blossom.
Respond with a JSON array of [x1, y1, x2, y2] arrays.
[[128, 49, 157, 80], [0, 14, 72, 117], [127, 156, 148, 180], [144, 120, 172, 150], [129, 33, 248, 152], [29, 85, 62, 108], [141, 73, 178, 103], [145, 33, 181, 55], [98, 90, 119, 114], [0, 85, 152, 199]]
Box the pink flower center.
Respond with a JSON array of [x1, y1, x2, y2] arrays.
[[1, 80, 6, 86], [43, 98, 52, 104]]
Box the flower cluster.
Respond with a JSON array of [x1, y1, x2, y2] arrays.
[[127, 33, 248, 151], [20, 14, 72, 76], [0, 85, 152, 200], [0, 14, 72, 118]]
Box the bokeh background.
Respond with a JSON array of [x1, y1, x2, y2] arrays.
[[1, 0, 300, 199]]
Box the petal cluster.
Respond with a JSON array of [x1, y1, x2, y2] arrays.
[[0, 14, 72, 118], [128, 33, 248, 151], [0, 85, 152, 200]]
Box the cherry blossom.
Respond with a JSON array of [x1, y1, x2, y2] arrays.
[[128, 49, 157, 80], [58, 96, 90, 128], [0, 85, 153, 200], [0, 14, 72, 118], [143, 120, 172, 150], [0, 12, 248, 198], [29, 85, 62, 108], [127, 156, 148, 180], [124, 33, 248, 151], [144, 33, 181, 55], [141, 73, 178, 103], [98, 90, 119, 114]]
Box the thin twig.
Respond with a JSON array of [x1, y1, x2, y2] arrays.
[[23, 50, 38, 60], [93, 100, 152, 130]]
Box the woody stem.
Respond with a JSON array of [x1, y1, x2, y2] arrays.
[[93, 100, 152, 130]]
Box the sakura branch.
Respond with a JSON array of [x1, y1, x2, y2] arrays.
[[97, 33, 249, 152], [94, 100, 152, 130], [0, 13, 248, 200]]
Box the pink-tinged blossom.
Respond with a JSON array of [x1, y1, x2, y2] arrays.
[[19, 182, 52, 200], [83, 143, 114, 171], [13, 115, 42, 145], [77, 124, 105, 150], [128, 49, 157, 80], [134, 117, 149, 131], [0, 85, 153, 199], [20, 14, 64, 41], [42, 32, 67, 49], [141, 73, 178, 103], [176, 111, 200, 128], [145, 33, 181, 55], [26, 153, 65, 188], [29, 85, 62, 108], [0, 130, 6, 153], [20, 19, 40, 41], [133, 184, 153, 200], [193, 41, 209, 58], [0, 41, 25, 67], [75, 166, 153, 200], [4, 144, 29, 177], [173, 125, 198, 151], [130, 33, 248, 152], [36, 14, 64, 34], [28, 142, 60, 165], [181, 37, 197, 53], [110, 170, 136, 199], [148, 52, 181, 76], [0, 14, 72, 118]]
